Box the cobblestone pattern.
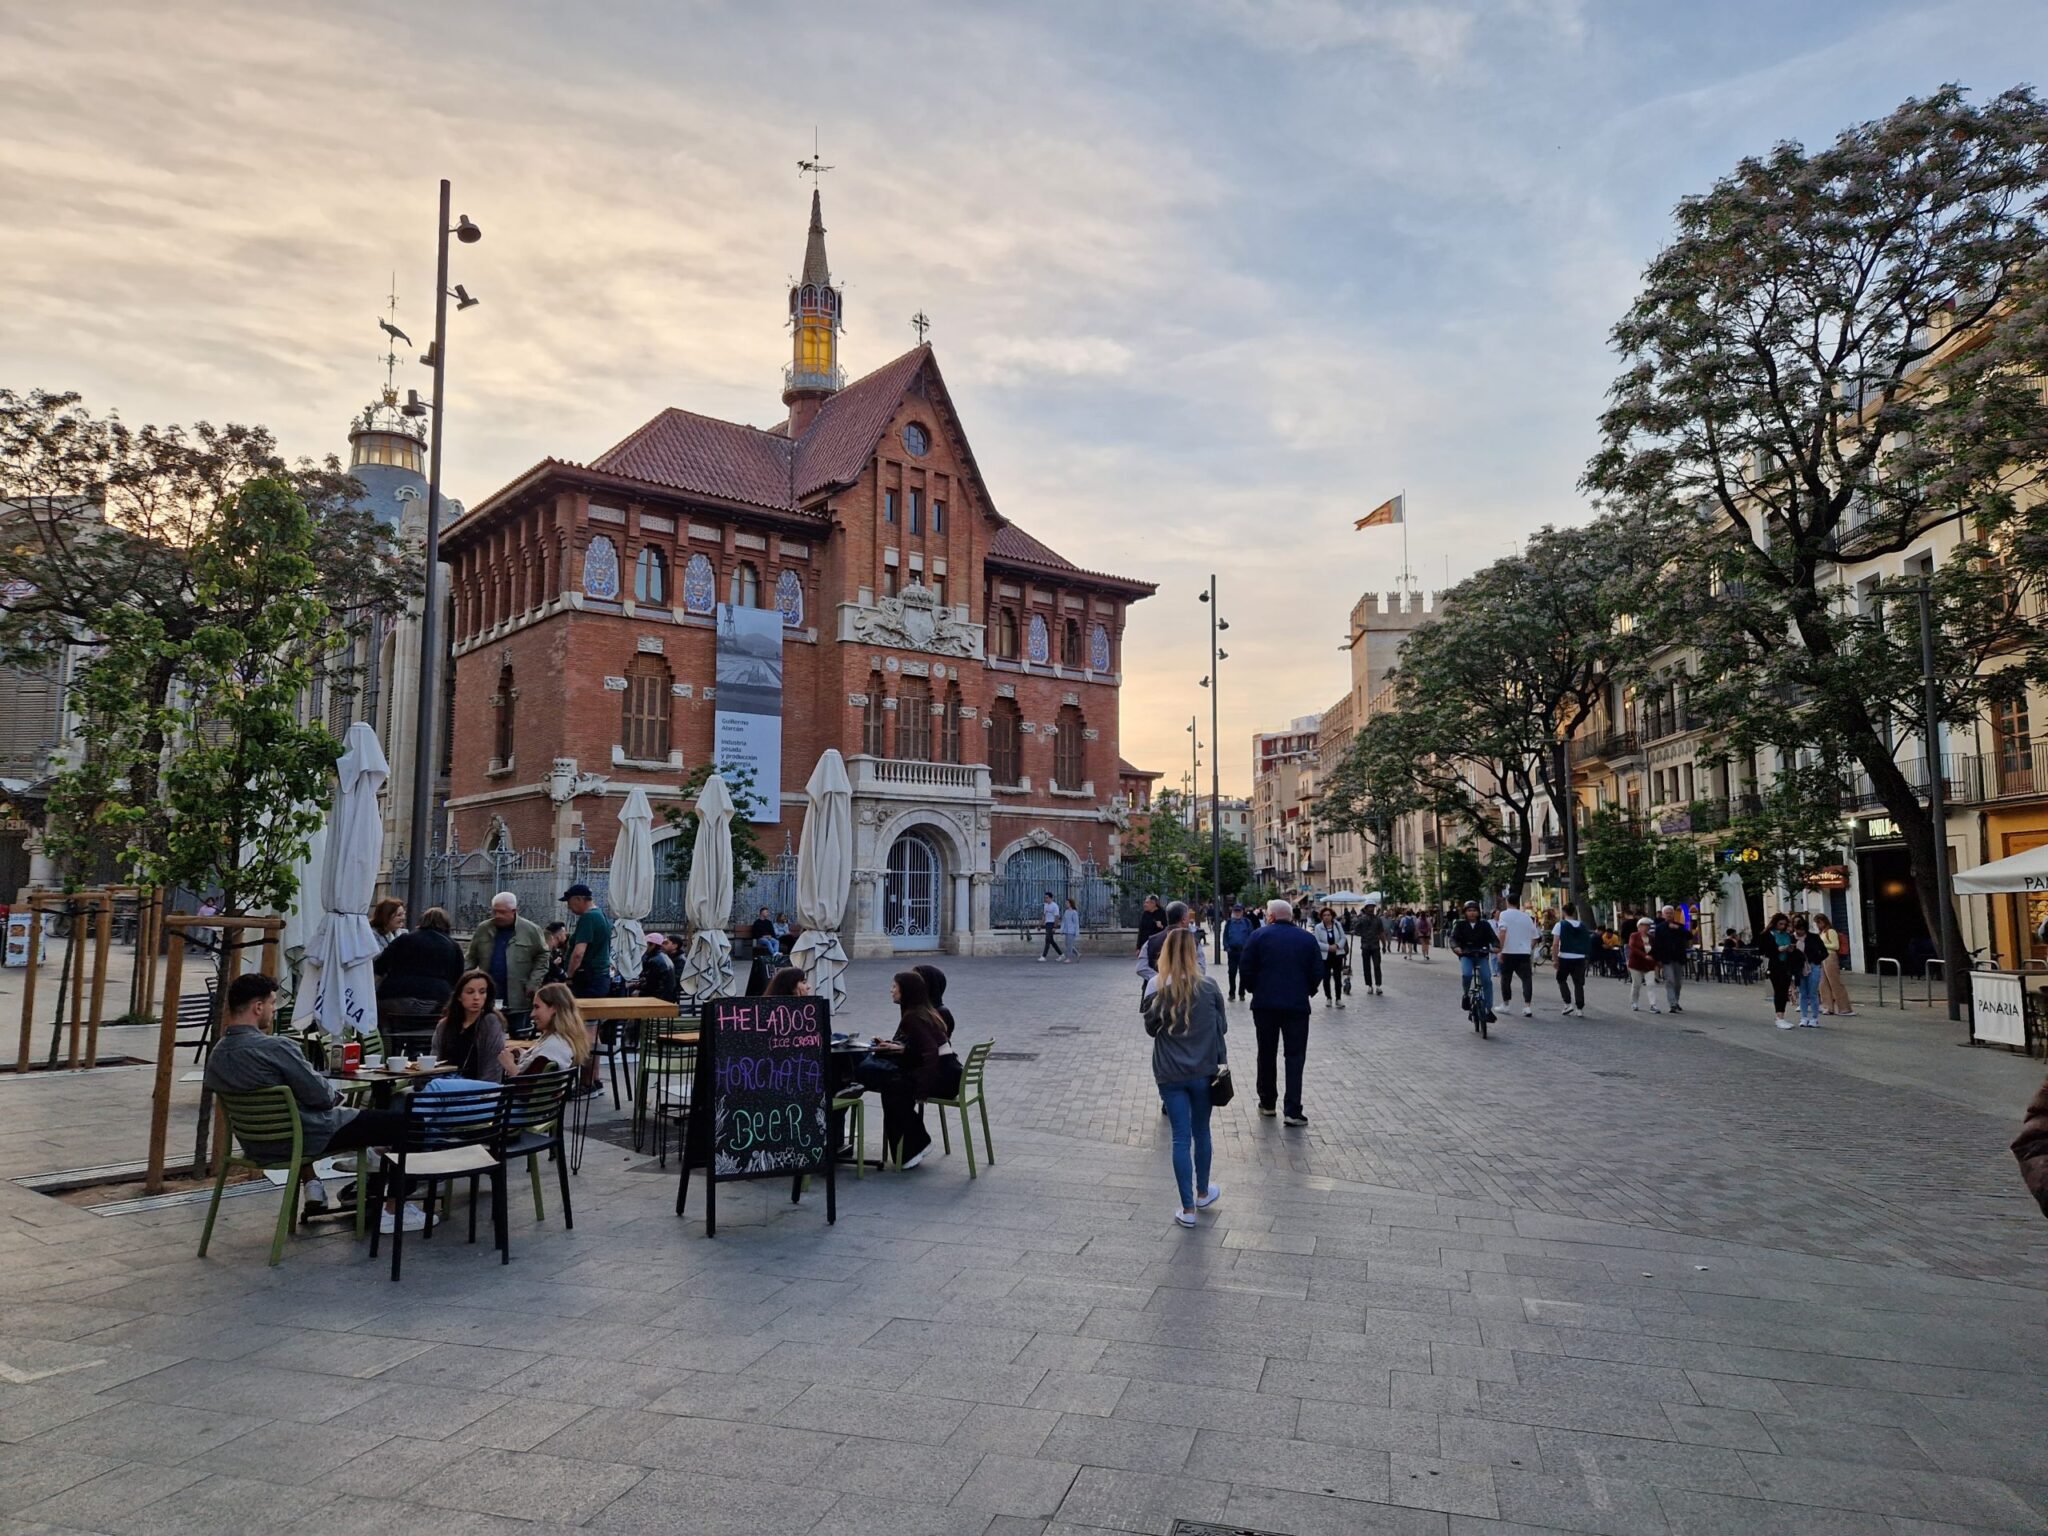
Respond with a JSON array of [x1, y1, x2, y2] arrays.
[[0, 953, 2042, 1535]]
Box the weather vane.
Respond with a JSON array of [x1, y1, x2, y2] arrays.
[[797, 126, 834, 188], [376, 273, 412, 399], [910, 310, 931, 344]]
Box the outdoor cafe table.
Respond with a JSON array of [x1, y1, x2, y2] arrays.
[[323, 1060, 459, 1109]]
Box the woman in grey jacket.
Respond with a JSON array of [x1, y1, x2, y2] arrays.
[[1142, 928, 1228, 1227]]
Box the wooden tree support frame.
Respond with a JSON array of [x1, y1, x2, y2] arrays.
[[11, 890, 115, 1075], [145, 913, 283, 1194]]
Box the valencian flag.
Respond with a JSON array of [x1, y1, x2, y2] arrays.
[[1354, 494, 1404, 530]]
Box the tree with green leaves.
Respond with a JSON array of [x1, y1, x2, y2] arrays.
[[1584, 86, 2048, 1003], [1369, 849, 1420, 906], [1123, 790, 1200, 904], [1725, 763, 1852, 903], [0, 389, 411, 885], [662, 761, 772, 898], [1318, 518, 1659, 907], [1580, 808, 1660, 916]]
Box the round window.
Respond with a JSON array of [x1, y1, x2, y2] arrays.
[[903, 423, 930, 457]]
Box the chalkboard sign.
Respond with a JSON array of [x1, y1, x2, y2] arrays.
[[675, 995, 836, 1236]]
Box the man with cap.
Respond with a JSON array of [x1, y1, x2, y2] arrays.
[[1448, 899, 1501, 1024], [560, 883, 613, 999]]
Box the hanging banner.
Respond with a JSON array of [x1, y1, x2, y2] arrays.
[[1969, 970, 2027, 1049], [715, 602, 784, 823]]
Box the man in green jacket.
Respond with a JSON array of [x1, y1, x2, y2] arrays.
[[466, 892, 551, 1028]]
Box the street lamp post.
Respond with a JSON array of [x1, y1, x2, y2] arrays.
[[403, 179, 482, 917], [1199, 575, 1225, 935]]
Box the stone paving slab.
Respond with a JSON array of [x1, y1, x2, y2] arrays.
[[0, 952, 2044, 1534]]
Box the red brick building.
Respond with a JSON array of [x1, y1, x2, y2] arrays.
[[439, 191, 1153, 954]]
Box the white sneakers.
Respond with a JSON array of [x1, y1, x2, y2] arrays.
[[1174, 1208, 1198, 1227], [902, 1148, 928, 1169], [379, 1203, 427, 1234], [1774, 1017, 1794, 1029], [1522, 1007, 1533, 1017], [1197, 1183, 1223, 1208]]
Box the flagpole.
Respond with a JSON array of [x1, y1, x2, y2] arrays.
[[1401, 489, 1412, 593]]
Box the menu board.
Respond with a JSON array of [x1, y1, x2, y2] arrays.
[[676, 995, 836, 1236]]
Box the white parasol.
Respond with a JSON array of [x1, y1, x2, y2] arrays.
[[679, 772, 736, 1000], [790, 750, 853, 1014], [1952, 843, 2048, 896], [296, 723, 387, 1039], [610, 787, 655, 984]]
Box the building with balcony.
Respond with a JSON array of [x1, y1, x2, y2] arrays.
[[438, 188, 1154, 955]]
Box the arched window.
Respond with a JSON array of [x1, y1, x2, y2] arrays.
[[493, 662, 515, 765], [994, 608, 1020, 660], [1054, 704, 1086, 790], [941, 681, 963, 764], [863, 670, 888, 757], [1061, 618, 1083, 668], [896, 676, 932, 761], [635, 546, 667, 604], [623, 654, 671, 762], [730, 561, 761, 608], [990, 697, 1022, 785], [582, 535, 620, 600]]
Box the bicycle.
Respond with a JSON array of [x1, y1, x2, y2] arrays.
[[1460, 966, 1491, 1038]]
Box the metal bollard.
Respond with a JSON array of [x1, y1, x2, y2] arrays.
[[1924, 958, 1945, 1007], [1876, 956, 1901, 1009]]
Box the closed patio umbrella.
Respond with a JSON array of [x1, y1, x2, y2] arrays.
[[680, 772, 736, 1000], [611, 787, 655, 985], [296, 722, 387, 1040], [790, 750, 853, 1014]]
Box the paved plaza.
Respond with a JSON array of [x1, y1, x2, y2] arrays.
[[1, 946, 2046, 1535]]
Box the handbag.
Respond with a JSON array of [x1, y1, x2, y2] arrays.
[[1207, 1062, 1234, 1107]]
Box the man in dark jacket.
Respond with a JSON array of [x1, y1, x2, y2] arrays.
[[1650, 905, 1691, 1014], [1134, 895, 1166, 954], [1222, 904, 1255, 1000], [1351, 905, 1385, 995], [1237, 899, 1322, 1126]]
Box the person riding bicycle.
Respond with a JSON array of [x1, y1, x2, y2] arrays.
[[1448, 900, 1500, 1024]]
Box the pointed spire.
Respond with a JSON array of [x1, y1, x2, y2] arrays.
[[800, 188, 831, 287]]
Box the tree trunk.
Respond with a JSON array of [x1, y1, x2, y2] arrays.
[[1858, 744, 1969, 1014]]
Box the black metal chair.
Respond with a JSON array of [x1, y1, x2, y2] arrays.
[[369, 1084, 507, 1281], [499, 1068, 579, 1229], [178, 977, 221, 1060]]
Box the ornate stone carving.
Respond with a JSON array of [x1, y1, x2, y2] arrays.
[[1062, 691, 1080, 707], [637, 635, 664, 654], [995, 682, 1016, 698], [546, 758, 608, 806], [602, 675, 628, 692], [901, 659, 929, 678], [1028, 828, 1050, 847], [847, 692, 869, 707], [844, 580, 983, 659]]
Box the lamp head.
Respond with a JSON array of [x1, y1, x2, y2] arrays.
[[401, 389, 430, 418], [1198, 589, 1210, 603], [453, 285, 479, 310], [1218, 618, 1230, 630], [454, 215, 482, 244]]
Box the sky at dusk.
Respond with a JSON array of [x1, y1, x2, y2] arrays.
[[5, 1, 2045, 795]]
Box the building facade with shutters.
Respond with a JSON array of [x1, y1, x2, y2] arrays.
[[438, 190, 1154, 955]]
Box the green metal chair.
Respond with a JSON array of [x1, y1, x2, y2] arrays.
[[930, 1041, 995, 1179], [199, 1085, 367, 1267]]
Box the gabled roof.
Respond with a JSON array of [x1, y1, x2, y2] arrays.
[[590, 409, 796, 513], [989, 523, 1156, 596], [456, 345, 1152, 599], [792, 346, 932, 499]]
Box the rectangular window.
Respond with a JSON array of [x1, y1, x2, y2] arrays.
[[909, 490, 922, 535], [885, 491, 898, 524], [883, 567, 898, 598], [930, 574, 947, 609], [932, 500, 945, 534]]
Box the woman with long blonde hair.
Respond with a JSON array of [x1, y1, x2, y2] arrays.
[[1142, 927, 1228, 1228], [501, 982, 591, 1077]]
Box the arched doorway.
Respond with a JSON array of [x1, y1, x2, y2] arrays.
[[884, 831, 943, 951]]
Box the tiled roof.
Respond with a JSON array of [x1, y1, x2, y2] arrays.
[[1119, 758, 1162, 780], [590, 409, 796, 512], [793, 347, 932, 499], [989, 523, 1154, 594]]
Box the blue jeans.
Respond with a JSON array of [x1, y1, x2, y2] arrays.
[[1459, 954, 1494, 1013], [1157, 1073, 1213, 1211], [1798, 967, 1823, 1022]]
